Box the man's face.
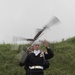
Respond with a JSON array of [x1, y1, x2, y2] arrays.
[[33, 44, 40, 50]]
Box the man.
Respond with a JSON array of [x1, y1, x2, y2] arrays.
[[19, 40, 54, 75]]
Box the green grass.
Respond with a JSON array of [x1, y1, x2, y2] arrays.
[[0, 37, 75, 75]]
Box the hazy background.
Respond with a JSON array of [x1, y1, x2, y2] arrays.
[[0, 0, 75, 44]]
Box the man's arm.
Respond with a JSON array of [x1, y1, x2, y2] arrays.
[[45, 47, 54, 59], [43, 40, 54, 59]]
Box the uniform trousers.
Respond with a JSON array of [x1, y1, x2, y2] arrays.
[[26, 69, 44, 75]]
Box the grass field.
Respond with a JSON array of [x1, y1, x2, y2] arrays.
[[0, 37, 75, 75]]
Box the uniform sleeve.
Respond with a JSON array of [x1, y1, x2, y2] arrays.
[[44, 47, 54, 60]]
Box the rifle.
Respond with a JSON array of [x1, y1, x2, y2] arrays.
[[13, 16, 60, 43]]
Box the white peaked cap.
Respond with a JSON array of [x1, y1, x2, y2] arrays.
[[32, 41, 41, 46]]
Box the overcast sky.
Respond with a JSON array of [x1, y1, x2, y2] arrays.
[[0, 0, 75, 43]]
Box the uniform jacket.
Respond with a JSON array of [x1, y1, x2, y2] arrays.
[[19, 47, 54, 68]]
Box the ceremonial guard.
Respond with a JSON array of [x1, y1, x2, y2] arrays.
[[19, 40, 54, 75]]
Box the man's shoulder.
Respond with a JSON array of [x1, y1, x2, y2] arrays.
[[28, 52, 34, 56]]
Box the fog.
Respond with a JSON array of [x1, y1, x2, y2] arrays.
[[0, 0, 75, 43]]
